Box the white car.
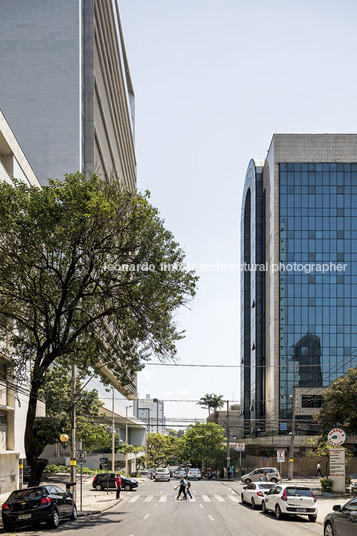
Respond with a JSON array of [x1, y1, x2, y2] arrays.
[[187, 468, 201, 480], [154, 468, 170, 482], [262, 484, 318, 522], [241, 482, 276, 509]]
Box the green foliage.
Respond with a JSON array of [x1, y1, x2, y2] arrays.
[[180, 423, 226, 468], [116, 442, 144, 455], [34, 363, 110, 458], [197, 393, 225, 415], [315, 367, 357, 435], [0, 173, 197, 482], [44, 464, 98, 475], [320, 478, 333, 492], [346, 475, 353, 487], [146, 433, 183, 466]]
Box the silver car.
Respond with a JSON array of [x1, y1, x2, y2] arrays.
[[241, 467, 280, 484], [155, 468, 170, 482]]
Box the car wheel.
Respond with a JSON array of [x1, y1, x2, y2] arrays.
[[124, 484, 132, 491], [275, 504, 282, 520], [251, 498, 256, 510], [2, 520, 14, 532], [71, 505, 77, 521], [270, 478, 278, 483], [309, 515, 317, 523], [244, 478, 252, 484], [324, 522, 334, 536], [48, 508, 60, 529], [95, 483, 103, 491], [262, 501, 267, 513]]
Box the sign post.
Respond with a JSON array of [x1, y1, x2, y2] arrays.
[[328, 428, 347, 493], [236, 443, 245, 477]]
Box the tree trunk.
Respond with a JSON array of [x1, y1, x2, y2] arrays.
[[25, 375, 48, 486]]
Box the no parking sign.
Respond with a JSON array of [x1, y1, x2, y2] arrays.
[[277, 450, 285, 462]]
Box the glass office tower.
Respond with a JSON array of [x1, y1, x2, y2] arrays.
[[241, 135, 357, 434]]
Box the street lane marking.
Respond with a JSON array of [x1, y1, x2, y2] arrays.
[[208, 515, 215, 521], [202, 495, 210, 502], [160, 490, 162, 494], [214, 495, 225, 502], [129, 495, 139, 502], [144, 495, 153, 502], [200, 504, 204, 509], [144, 514, 149, 520], [153, 503, 158, 509], [159, 495, 167, 502], [228, 495, 239, 502]]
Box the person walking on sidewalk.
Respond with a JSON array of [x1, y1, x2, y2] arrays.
[[177, 477, 187, 500], [115, 473, 122, 499], [315, 462, 323, 478], [186, 481, 193, 499]]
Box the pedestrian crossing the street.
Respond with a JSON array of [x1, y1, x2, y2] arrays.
[[128, 494, 239, 504]]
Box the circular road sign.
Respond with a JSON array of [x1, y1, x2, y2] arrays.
[[327, 428, 347, 446], [76, 450, 87, 461]]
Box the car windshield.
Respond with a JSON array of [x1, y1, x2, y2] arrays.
[[286, 487, 313, 497], [10, 488, 44, 500], [157, 469, 168, 472]]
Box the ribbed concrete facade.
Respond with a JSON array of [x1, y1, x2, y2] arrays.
[[0, 0, 136, 189]]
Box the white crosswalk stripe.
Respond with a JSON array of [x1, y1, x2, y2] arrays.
[[214, 495, 225, 502], [144, 495, 153, 502], [228, 495, 239, 502], [129, 495, 139, 503], [202, 495, 211, 502], [159, 495, 167, 502]]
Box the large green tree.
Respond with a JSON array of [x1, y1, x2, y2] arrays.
[[315, 366, 357, 435], [34, 363, 111, 457], [146, 433, 183, 466], [181, 423, 226, 468], [0, 173, 197, 484]]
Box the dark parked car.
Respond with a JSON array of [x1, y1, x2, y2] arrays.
[[324, 497, 357, 536], [1, 485, 77, 532], [92, 473, 138, 491]]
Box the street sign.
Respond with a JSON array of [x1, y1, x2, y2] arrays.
[[236, 443, 245, 452], [277, 450, 285, 462], [328, 428, 347, 446], [76, 450, 87, 462], [226, 456, 230, 461]]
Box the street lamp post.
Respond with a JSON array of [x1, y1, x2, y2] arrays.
[[125, 405, 133, 475], [288, 390, 296, 481]]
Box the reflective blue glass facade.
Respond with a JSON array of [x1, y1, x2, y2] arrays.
[[279, 163, 357, 419]]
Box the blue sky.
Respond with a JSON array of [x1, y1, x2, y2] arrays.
[[119, 0, 357, 425]]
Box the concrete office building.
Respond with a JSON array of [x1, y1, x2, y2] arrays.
[[241, 135, 357, 436], [0, 0, 136, 188]]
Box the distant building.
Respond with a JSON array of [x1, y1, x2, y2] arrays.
[[241, 134, 357, 435], [207, 404, 243, 442], [134, 395, 165, 434]]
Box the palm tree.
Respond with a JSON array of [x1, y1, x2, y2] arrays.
[[197, 393, 214, 416], [210, 394, 225, 412], [197, 393, 225, 416]]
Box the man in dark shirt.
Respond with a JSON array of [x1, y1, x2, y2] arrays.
[[177, 478, 187, 500]]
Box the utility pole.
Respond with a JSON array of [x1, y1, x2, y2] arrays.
[[288, 389, 296, 481], [226, 400, 230, 476], [125, 405, 132, 475], [112, 387, 115, 473], [70, 362, 77, 500]]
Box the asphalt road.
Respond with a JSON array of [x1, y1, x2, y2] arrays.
[[11, 479, 323, 536]]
